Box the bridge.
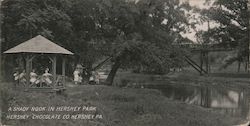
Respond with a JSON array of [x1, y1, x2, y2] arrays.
[[94, 42, 249, 76], [175, 43, 234, 52], [174, 43, 249, 75]]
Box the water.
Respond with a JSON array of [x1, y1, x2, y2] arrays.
[[145, 84, 250, 120]]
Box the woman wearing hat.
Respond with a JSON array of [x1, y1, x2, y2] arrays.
[[73, 64, 83, 84], [13, 68, 20, 86]]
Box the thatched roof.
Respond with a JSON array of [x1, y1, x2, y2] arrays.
[[4, 35, 73, 55]]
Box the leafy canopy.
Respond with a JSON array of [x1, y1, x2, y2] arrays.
[[197, 0, 249, 68], [2, 0, 190, 76]]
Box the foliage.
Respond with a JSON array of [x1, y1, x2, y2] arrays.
[[98, 0, 191, 84], [197, 0, 249, 69], [1, 0, 191, 84]]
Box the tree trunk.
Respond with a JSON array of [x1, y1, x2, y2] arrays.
[[0, 40, 1, 81], [105, 59, 121, 86], [200, 52, 204, 75], [238, 61, 241, 72], [245, 61, 248, 72]]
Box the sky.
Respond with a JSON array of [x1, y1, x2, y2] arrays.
[[181, 0, 214, 42], [188, 0, 208, 8]]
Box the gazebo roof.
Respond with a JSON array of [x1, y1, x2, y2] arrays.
[[4, 35, 74, 55]]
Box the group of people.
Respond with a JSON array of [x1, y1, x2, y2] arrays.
[[13, 67, 53, 87], [14, 64, 102, 86], [13, 69, 26, 86], [89, 71, 100, 85], [73, 64, 100, 85]]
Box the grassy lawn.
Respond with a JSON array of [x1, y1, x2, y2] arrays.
[[0, 82, 242, 126]]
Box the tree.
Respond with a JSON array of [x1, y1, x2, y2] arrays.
[[2, 0, 190, 84], [1, 0, 73, 79], [0, 1, 3, 81], [94, 0, 190, 85], [198, 0, 249, 71]]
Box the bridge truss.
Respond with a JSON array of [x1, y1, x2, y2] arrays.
[[177, 43, 248, 75]]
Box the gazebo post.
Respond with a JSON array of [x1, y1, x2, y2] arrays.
[[18, 55, 23, 70], [30, 59, 33, 72], [52, 55, 57, 87], [62, 57, 66, 85], [25, 55, 30, 85]]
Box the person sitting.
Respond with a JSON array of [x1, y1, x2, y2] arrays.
[[42, 68, 52, 86], [89, 71, 96, 85], [94, 71, 100, 85], [19, 70, 27, 86], [30, 69, 40, 86], [13, 69, 20, 86]]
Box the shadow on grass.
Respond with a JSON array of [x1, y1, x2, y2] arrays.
[[210, 73, 250, 78]]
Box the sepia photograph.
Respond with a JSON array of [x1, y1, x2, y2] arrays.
[[0, 0, 250, 125]]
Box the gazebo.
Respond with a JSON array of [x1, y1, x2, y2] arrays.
[[4, 35, 74, 91]]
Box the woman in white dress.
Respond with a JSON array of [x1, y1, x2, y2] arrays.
[[42, 68, 52, 85], [30, 69, 40, 85], [19, 70, 27, 85], [13, 71, 19, 81], [13, 69, 20, 86], [73, 69, 81, 84]]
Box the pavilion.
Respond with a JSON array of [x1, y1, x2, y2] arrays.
[[4, 35, 74, 91]]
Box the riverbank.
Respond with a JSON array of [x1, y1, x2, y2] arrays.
[[167, 70, 250, 89], [0, 83, 242, 126], [114, 70, 250, 89]]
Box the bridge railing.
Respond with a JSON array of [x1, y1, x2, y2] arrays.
[[173, 43, 234, 52]]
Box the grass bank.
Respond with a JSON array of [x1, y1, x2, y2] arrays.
[[1, 83, 241, 126], [114, 70, 250, 89]]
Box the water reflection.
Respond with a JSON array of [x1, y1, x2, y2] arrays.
[[145, 85, 250, 120]]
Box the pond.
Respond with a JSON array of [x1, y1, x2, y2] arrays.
[[145, 84, 250, 120]]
